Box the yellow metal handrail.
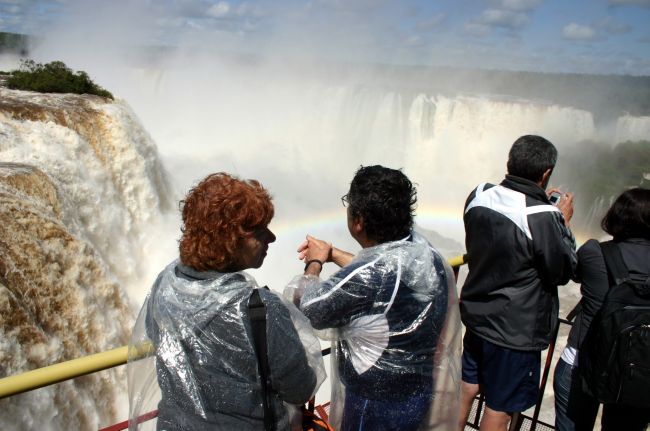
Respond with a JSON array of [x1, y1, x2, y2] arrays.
[[0, 342, 154, 399], [447, 254, 467, 268], [0, 346, 127, 399], [0, 255, 467, 400]]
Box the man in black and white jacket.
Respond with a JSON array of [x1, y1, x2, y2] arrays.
[[458, 135, 578, 431]]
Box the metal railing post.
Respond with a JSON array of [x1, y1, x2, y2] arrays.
[[531, 318, 561, 430]]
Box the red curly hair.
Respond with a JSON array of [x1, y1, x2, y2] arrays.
[[179, 172, 274, 271]]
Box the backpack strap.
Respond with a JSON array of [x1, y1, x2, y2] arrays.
[[248, 287, 275, 431], [599, 241, 630, 286]]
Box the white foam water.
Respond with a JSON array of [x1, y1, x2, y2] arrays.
[[0, 87, 175, 430]]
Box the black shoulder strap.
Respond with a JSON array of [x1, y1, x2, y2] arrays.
[[248, 287, 275, 431], [599, 241, 630, 286], [566, 301, 581, 322]]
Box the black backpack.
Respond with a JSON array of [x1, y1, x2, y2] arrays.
[[578, 241, 650, 408]]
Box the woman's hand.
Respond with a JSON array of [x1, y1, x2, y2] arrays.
[[297, 235, 332, 263]]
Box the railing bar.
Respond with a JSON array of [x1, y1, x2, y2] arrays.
[[0, 346, 128, 399], [98, 409, 159, 431]]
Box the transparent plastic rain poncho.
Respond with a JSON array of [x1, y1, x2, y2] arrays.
[[127, 260, 326, 431], [285, 231, 461, 430]]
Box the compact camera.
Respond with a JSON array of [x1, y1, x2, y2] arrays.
[[549, 191, 562, 206]]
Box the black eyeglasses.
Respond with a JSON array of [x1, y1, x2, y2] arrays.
[[341, 194, 349, 208]]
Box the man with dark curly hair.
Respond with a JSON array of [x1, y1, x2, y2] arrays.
[[287, 165, 461, 431], [129, 172, 324, 431]]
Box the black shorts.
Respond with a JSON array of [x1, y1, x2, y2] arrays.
[[461, 330, 540, 413]]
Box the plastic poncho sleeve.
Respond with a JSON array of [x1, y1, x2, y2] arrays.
[[299, 258, 385, 330]]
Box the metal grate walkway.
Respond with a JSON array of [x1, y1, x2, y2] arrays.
[[464, 395, 555, 431]]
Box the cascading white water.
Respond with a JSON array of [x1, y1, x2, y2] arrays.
[[616, 114, 650, 144], [112, 63, 601, 249], [0, 88, 176, 299], [119, 65, 600, 257], [0, 87, 175, 430]]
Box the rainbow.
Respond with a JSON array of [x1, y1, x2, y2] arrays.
[[269, 203, 590, 249], [269, 204, 466, 240], [415, 204, 465, 229]]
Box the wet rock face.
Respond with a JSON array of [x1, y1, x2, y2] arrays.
[[0, 88, 174, 430]]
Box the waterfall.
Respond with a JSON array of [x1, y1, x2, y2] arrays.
[[0, 87, 174, 430], [218, 80, 597, 209], [402, 94, 595, 203], [615, 114, 650, 144]]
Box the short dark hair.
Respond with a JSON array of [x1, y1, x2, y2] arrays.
[[347, 165, 416, 243], [507, 135, 558, 182], [601, 187, 650, 241]]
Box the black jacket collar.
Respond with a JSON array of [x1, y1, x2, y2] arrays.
[[501, 175, 549, 203]]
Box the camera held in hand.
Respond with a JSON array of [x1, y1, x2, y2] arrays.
[[549, 191, 561, 206]]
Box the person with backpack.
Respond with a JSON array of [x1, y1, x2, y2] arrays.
[[553, 187, 650, 431]]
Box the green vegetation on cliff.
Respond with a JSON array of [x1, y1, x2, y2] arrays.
[[6, 60, 113, 99]]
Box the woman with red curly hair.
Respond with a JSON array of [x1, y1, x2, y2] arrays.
[[128, 173, 324, 431], [179, 173, 276, 272]]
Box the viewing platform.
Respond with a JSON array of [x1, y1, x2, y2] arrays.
[[0, 254, 569, 431]]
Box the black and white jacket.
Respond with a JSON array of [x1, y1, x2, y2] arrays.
[[460, 175, 577, 351]]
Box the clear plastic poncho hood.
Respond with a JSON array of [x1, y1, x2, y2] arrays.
[[128, 260, 325, 431], [285, 232, 461, 430]]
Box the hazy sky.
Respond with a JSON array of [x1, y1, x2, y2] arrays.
[[1, 0, 650, 75]]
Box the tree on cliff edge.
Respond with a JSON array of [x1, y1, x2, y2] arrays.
[[7, 60, 114, 99]]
